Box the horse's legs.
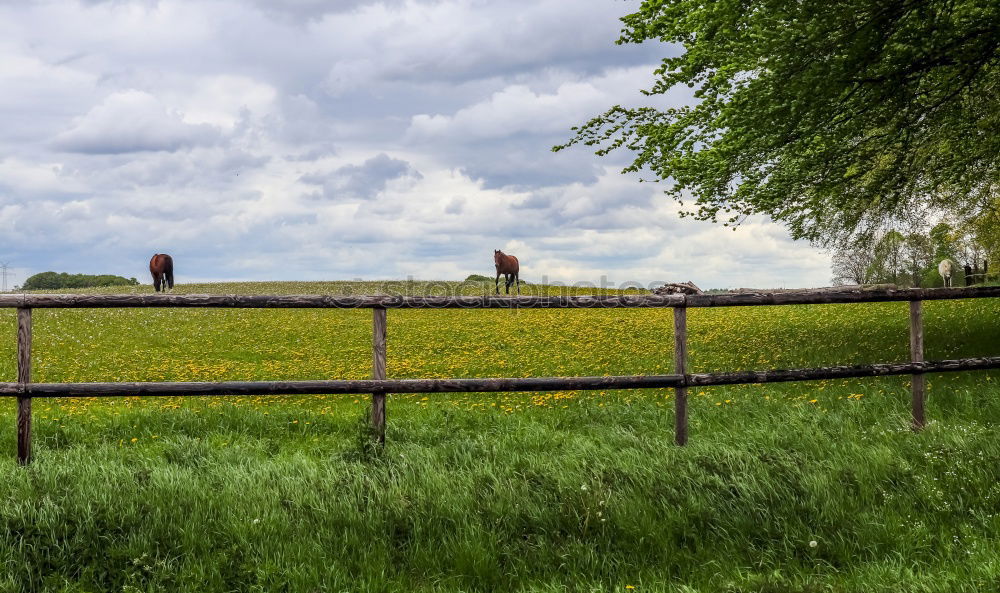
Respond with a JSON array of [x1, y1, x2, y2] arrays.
[[153, 273, 160, 292], [504, 274, 511, 294], [495, 271, 501, 295]]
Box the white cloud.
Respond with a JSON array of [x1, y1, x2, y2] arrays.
[[0, 159, 86, 196], [0, 51, 97, 115], [52, 90, 222, 154], [310, 0, 661, 87], [408, 67, 667, 140], [162, 75, 278, 129]]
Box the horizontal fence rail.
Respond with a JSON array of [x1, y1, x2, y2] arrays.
[[2, 285, 1000, 309], [2, 356, 999, 397], [4, 285, 1000, 463]]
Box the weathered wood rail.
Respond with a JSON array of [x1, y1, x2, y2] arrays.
[[3, 286, 1000, 463]]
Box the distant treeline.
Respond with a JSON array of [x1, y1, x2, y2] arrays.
[[831, 222, 995, 288], [22, 272, 139, 290], [465, 274, 528, 284]]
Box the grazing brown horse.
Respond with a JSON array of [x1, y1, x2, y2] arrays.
[[494, 249, 520, 295], [149, 253, 174, 292]]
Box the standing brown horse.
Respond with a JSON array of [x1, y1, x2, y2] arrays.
[[149, 253, 174, 292], [494, 249, 520, 295]]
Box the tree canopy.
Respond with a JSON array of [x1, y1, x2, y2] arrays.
[[556, 0, 1000, 245], [22, 272, 139, 290]]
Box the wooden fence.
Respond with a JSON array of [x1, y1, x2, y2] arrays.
[[2, 286, 1000, 464]]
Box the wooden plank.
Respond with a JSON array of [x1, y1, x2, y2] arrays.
[[685, 285, 1000, 308], [2, 285, 1000, 309], [16, 308, 31, 465], [1, 356, 998, 397], [673, 306, 688, 446], [0, 294, 684, 309], [0, 374, 683, 396], [910, 300, 925, 430], [372, 307, 387, 445]]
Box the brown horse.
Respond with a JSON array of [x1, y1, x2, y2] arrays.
[[149, 253, 174, 292], [494, 249, 520, 295]]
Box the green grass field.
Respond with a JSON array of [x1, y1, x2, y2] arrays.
[[1, 281, 999, 592]]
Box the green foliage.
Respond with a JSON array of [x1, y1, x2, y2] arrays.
[[930, 222, 960, 262], [966, 200, 1000, 268], [22, 271, 139, 290], [557, 0, 1000, 245], [923, 266, 947, 288], [463, 274, 492, 282]]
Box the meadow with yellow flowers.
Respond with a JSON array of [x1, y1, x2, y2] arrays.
[[0, 280, 999, 592]]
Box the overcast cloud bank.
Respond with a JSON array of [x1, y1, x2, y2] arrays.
[[0, 0, 830, 289]]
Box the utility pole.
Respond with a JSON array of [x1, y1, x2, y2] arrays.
[[0, 262, 14, 292]]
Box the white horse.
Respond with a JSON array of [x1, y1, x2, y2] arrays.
[[938, 259, 954, 287]]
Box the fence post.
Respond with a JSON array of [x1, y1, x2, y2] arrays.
[[673, 304, 688, 446], [17, 307, 32, 464], [909, 300, 925, 430], [372, 306, 387, 445]]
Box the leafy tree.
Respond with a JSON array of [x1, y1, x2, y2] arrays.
[[929, 222, 960, 263], [903, 232, 933, 286], [556, 0, 1000, 245], [463, 274, 493, 282], [22, 272, 139, 290], [969, 195, 1000, 242], [871, 230, 906, 285]]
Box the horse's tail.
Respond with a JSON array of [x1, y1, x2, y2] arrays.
[[165, 256, 174, 289]]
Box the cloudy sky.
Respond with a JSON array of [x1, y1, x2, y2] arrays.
[[0, 0, 831, 290]]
